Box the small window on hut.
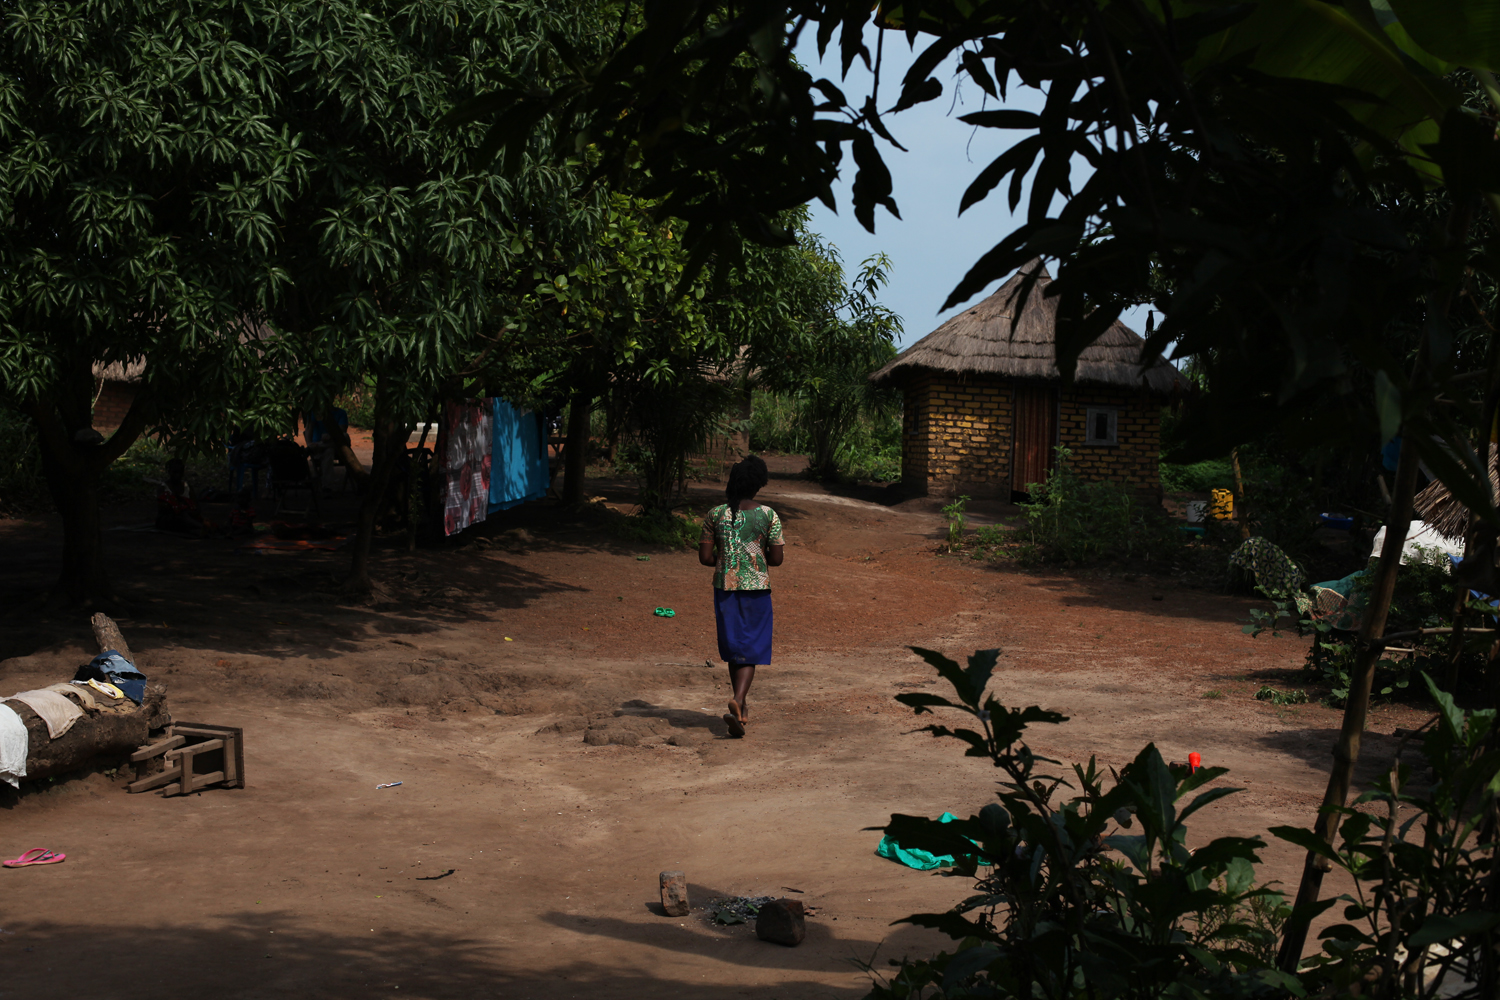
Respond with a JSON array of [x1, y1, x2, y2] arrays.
[[1084, 407, 1118, 446]]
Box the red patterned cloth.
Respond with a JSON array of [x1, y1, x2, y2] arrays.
[[438, 401, 492, 536]]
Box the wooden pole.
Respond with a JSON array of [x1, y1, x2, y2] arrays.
[[1276, 433, 1423, 970], [1230, 448, 1250, 540]]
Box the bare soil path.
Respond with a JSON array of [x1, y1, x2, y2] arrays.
[[0, 470, 1427, 999]]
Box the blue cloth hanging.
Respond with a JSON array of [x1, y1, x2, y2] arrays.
[[489, 399, 549, 513]]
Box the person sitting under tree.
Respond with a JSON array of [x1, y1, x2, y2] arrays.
[[698, 455, 784, 739], [155, 458, 210, 535]]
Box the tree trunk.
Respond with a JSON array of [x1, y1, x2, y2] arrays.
[[1277, 432, 1423, 970], [24, 366, 152, 606], [562, 392, 590, 506], [345, 374, 409, 592], [47, 469, 107, 604]]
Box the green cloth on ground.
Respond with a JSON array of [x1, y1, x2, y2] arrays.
[[1309, 569, 1372, 632], [875, 812, 993, 870], [1228, 537, 1307, 596]]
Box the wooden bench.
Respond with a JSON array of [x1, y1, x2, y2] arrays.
[[128, 722, 244, 797]]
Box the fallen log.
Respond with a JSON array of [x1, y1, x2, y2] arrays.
[[5, 615, 170, 783]]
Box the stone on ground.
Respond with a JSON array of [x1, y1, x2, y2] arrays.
[[659, 871, 689, 916], [755, 898, 805, 946]]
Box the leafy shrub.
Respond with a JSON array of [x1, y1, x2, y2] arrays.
[[1019, 447, 1185, 565], [838, 433, 901, 482], [604, 507, 701, 548], [1254, 685, 1309, 706], [870, 651, 1500, 999], [748, 389, 901, 482], [1272, 675, 1500, 998], [748, 390, 810, 454], [870, 647, 1299, 998], [1160, 457, 1236, 493], [1292, 562, 1482, 707]]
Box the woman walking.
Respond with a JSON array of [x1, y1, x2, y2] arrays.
[[699, 456, 784, 738]]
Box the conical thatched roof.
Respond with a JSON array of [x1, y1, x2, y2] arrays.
[[870, 260, 1185, 393]]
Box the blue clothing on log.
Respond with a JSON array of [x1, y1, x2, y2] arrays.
[[714, 589, 773, 665], [74, 651, 147, 704], [489, 398, 549, 513]]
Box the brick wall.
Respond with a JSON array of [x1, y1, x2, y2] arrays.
[[901, 373, 1014, 498], [899, 374, 1162, 500], [1058, 387, 1161, 500], [92, 381, 137, 431]]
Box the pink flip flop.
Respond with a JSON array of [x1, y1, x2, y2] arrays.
[[4, 849, 65, 868]]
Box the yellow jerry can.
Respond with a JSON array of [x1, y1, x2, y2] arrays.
[[1210, 488, 1235, 520]]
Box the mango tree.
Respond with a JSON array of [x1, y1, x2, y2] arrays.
[[0, 0, 302, 604], [262, 0, 604, 591]]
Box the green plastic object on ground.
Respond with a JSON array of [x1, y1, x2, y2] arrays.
[[653, 607, 675, 618], [875, 812, 993, 870]]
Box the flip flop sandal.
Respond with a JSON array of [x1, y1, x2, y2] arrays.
[[722, 713, 746, 738], [4, 849, 65, 868], [653, 608, 675, 618]]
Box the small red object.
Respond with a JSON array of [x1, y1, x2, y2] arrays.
[[1188, 752, 1202, 771]]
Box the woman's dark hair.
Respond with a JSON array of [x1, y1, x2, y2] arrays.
[[726, 455, 769, 520]]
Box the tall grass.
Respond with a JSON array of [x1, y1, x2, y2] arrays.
[[749, 390, 900, 482], [0, 410, 232, 517]]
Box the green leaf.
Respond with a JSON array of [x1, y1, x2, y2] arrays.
[[1388, 0, 1500, 71], [1268, 825, 1344, 867], [1422, 672, 1468, 742], [1177, 785, 1243, 824], [1408, 911, 1500, 948]]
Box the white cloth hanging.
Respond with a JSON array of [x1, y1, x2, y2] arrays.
[[1370, 520, 1464, 569]]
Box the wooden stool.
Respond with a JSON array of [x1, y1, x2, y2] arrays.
[[128, 722, 244, 796]]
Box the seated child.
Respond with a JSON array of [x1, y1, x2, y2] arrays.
[[155, 458, 210, 534]]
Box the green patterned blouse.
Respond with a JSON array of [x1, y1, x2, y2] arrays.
[[701, 503, 784, 591]]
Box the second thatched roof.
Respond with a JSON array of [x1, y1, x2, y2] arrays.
[[1413, 456, 1497, 542], [870, 260, 1185, 393]]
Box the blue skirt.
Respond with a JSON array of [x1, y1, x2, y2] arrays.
[[714, 589, 773, 665]]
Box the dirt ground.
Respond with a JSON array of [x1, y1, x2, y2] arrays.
[[0, 462, 1432, 999]]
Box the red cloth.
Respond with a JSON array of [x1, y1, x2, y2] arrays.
[[156, 486, 197, 514]]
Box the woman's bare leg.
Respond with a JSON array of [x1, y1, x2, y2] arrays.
[[728, 664, 756, 721]]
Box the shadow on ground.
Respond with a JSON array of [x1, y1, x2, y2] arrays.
[[2, 912, 897, 999]]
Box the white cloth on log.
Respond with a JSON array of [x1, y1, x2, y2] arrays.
[[6, 689, 85, 739], [0, 703, 27, 787]]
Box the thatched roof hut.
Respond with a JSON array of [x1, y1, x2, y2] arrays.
[[871, 260, 1184, 500], [871, 260, 1185, 393]]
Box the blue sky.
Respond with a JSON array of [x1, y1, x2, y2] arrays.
[[792, 29, 1155, 351]]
